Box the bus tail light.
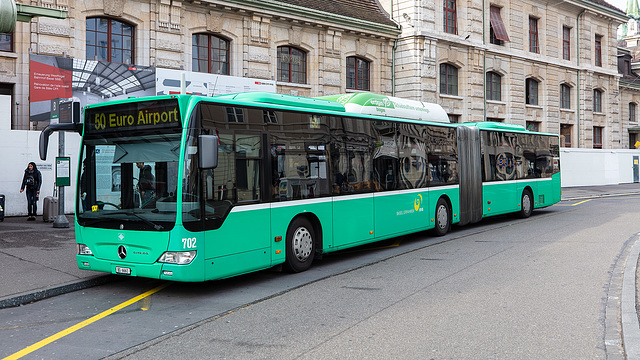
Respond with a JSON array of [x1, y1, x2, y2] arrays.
[[77, 244, 93, 256], [158, 251, 196, 265]]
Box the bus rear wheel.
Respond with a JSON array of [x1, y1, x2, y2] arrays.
[[519, 190, 533, 218], [432, 198, 450, 236], [283, 217, 316, 273]]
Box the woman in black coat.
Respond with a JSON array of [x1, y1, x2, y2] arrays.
[[20, 162, 42, 220]]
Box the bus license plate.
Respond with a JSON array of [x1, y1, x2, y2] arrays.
[[115, 266, 131, 275]]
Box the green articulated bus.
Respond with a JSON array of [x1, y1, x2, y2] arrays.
[[39, 92, 560, 282]]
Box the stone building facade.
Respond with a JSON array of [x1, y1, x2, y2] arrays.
[[618, 49, 640, 148], [383, 0, 630, 149], [616, 0, 640, 148], [3, 0, 399, 130], [3, 0, 635, 150]]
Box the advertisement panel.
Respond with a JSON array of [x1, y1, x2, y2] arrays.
[[29, 55, 276, 123], [30, 55, 156, 122], [155, 68, 275, 96]]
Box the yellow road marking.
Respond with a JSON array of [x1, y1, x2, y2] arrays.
[[3, 283, 171, 360], [339, 237, 403, 255], [571, 199, 593, 206], [369, 237, 403, 250]]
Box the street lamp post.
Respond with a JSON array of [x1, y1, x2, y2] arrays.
[[53, 131, 69, 228]]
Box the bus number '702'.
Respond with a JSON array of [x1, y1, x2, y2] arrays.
[[182, 237, 197, 249]]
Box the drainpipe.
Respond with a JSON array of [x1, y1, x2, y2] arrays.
[[390, 0, 400, 97], [576, 9, 586, 148], [392, 39, 398, 96], [482, 0, 487, 122]]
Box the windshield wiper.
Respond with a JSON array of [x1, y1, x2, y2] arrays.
[[103, 210, 165, 231], [79, 217, 108, 227]]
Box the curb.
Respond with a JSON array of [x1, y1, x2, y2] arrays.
[[622, 233, 640, 359], [0, 275, 117, 309], [561, 192, 640, 202]]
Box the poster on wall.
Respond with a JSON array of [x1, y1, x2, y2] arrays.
[[30, 55, 277, 123], [155, 68, 276, 96], [29, 54, 156, 122]]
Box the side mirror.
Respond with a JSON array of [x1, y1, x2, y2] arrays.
[[198, 135, 219, 169], [39, 126, 54, 161], [39, 123, 83, 160]]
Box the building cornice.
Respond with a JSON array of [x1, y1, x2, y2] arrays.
[[566, 0, 629, 23]]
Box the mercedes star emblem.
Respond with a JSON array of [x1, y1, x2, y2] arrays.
[[118, 245, 127, 259]]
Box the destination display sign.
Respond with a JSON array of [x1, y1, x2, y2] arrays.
[[85, 99, 181, 133]]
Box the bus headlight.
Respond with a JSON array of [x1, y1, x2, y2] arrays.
[[158, 251, 196, 265], [77, 244, 93, 256]]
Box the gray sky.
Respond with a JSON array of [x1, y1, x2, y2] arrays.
[[607, 0, 627, 12]]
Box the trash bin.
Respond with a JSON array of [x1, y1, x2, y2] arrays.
[[0, 194, 5, 221]]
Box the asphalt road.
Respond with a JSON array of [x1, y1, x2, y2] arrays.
[[1, 195, 638, 359]]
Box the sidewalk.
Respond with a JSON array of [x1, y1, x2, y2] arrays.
[[0, 215, 113, 308], [0, 183, 639, 309], [561, 182, 640, 200]]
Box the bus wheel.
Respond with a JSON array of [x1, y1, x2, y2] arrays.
[[432, 198, 450, 236], [519, 190, 533, 218], [283, 217, 316, 273]]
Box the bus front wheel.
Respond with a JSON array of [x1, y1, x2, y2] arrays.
[[519, 190, 533, 218], [283, 217, 316, 273], [432, 198, 451, 236]]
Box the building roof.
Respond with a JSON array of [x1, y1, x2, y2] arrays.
[[273, 0, 397, 28], [592, 0, 626, 15]]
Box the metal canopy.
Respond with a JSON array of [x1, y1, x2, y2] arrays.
[[55, 57, 156, 98], [16, 3, 66, 22]]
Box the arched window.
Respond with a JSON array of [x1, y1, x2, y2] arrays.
[[525, 78, 539, 105], [346, 56, 370, 90], [86, 17, 134, 64], [560, 84, 571, 109], [192, 33, 230, 75], [593, 89, 603, 112], [277, 46, 306, 84], [486, 71, 501, 101], [439, 63, 458, 96]]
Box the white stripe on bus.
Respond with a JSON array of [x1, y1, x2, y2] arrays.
[[270, 197, 333, 208], [232, 186, 462, 212], [483, 178, 553, 186], [230, 203, 272, 212], [372, 185, 459, 198]]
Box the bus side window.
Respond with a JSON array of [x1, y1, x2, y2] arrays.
[[397, 123, 428, 190], [519, 134, 537, 179], [235, 134, 261, 202], [428, 126, 458, 185], [371, 120, 398, 192], [270, 112, 331, 200]]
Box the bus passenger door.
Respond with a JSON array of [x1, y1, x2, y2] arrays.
[[330, 124, 376, 248], [202, 131, 271, 278], [481, 130, 519, 216]]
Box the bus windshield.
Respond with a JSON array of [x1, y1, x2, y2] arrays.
[[77, 99, 183, 231]]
